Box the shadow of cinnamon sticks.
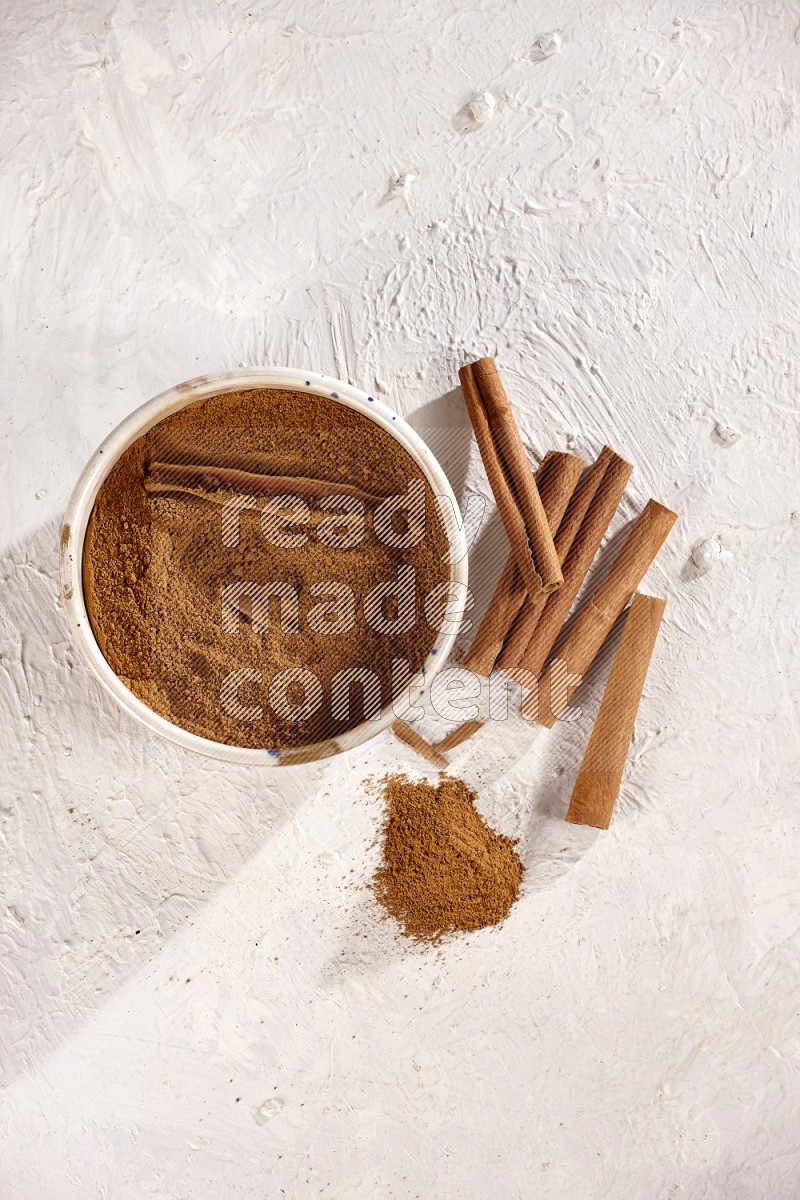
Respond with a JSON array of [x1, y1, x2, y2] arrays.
[[405, 386, 472, 505]]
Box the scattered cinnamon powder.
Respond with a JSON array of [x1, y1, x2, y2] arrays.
[[374, 774, 523, 940], [82, 388, 449, 749]]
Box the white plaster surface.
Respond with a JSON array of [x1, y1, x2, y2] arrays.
[[2, 1, 800, 1196]]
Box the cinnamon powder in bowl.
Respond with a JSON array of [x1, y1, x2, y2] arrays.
[[70, 374, 462, 760]]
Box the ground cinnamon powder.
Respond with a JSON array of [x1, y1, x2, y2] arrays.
[[374, 774, 523, 939], [82, 388, 449, 749]]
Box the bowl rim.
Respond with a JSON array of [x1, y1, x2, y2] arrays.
[[59, 366, 469, 766]]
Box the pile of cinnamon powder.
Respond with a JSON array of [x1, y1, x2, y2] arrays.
[[374, 774, 523, 939]]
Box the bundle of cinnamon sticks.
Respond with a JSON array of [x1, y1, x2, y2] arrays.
[[393, 356, 677, 830]]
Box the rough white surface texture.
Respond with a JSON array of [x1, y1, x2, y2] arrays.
[[2, 1, 799, 1197]]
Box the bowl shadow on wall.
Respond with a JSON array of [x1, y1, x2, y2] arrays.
[[405, 386, 472, 501], [0, 519, 330, 1087]]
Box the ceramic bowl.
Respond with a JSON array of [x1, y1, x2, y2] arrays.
[[59, 367, 468, 765]]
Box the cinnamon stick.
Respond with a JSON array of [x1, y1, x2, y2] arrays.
[[147, 461, 387, 506], [498, 446, 618, 670], [566, 594, 666, 829], [459, 359, 562, 600], [391, 720, 448, 769], [525, 499, 677, 727], [536, 451, 586, 546], [434, 720, 484, 753], [446, 452, 583, 752], [514, 448, 633, 680], [461, 555, 525, 677], [462, 451, 584, 676]]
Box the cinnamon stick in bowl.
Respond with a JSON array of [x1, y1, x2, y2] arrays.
[[459, 358, 562, 602], [526, 499, 676, 728]]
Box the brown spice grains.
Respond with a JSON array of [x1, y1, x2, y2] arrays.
[[374, 774, 523, 940]]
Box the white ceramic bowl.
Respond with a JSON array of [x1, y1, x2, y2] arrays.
[[60, 367, 468, 765]]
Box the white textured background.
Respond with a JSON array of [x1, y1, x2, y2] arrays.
[[2, 1, 800, 1196]]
